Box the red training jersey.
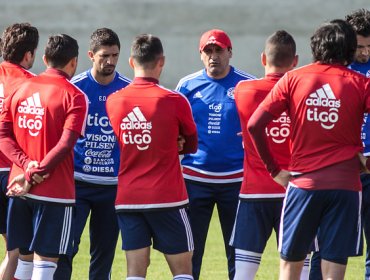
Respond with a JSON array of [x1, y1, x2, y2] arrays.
[[1, 68, 88, 204], [0, 61, 35, 170], [260, 63, 370, 190], [106, 77, 197, 211], [235, 73, 289, 199]]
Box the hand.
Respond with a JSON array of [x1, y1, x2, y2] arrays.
[[273, 170, 291, 188], [6, 174, 32, 197], [358, 153, 370, 173], [26, 160, 49, 184], [177, 135, 185, 152]]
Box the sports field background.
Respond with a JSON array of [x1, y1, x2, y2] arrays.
[[1, 0, 369, 87]]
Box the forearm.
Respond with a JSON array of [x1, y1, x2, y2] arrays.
[[0, 121, 31, 171], [247, 107, 281, 177], [179, 132, 198, 154], [28, 129, 79, 177]]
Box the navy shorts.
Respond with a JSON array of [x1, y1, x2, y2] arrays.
[[230, 199, 283, 253], [7, 197, 74, 257], [279, 184, 362, 262], [117, 207, 193, 254], [0, 171, 9, 234]]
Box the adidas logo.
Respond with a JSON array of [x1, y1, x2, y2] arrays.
[[120, 107, 152, 151], [305, 84, 340, 130], [120, 107, 152, 130], [17, 92, 45, 115], [306, 84, 340, 108], [193, 91, 203, 99]]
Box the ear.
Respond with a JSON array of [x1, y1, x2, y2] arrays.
[[261, 52, 267, 67], [88, 51, 94, 61], [70, 57, 78, 69], [292, 54, 299, 67], [158, 56, 165, 67], [42, 54, 48, 67], [228, 48, 232, 58], [128, 56, 135, 69]]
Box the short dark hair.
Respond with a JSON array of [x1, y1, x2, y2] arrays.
[[89, 28, 120, 53], [265, 30, 296, 68], [310, 19, 356, 65], [345, 9, 370, 37], [44, 34, 79, 68], [130, 34, 163, 69], [1, 22, 39, 63]]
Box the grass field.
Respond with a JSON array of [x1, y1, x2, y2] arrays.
[[1, 210, 365, 279]]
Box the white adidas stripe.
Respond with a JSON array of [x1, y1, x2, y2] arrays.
[[123, 106, 147, 122], [309, 84, 336, 100], [21, 92, 42, 107]]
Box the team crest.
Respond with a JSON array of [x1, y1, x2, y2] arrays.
[[226, 87, 235, 99]]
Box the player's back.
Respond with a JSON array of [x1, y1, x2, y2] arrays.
[[107, 78, 196, 210]]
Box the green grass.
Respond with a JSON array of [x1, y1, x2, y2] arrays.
[[1, 210, 365, 279]]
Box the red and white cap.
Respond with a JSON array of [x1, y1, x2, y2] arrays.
[[199, 29, 232, 51]]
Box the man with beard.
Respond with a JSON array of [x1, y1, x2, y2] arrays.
[[54, 28, 131, 280]]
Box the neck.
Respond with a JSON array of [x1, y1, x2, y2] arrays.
[[91, 68, 115, 85], [134, 68, 160, 80]]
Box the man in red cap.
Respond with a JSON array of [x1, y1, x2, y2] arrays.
[[176, 29, 255, 280]]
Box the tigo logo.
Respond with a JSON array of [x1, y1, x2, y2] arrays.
[[305, 84, 340, 130], [265, 112, 291, 144], [120, 107, 152, 151], [17, 92, 44, 137]]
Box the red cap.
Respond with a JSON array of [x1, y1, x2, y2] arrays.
[[199, 29, 232, 51]]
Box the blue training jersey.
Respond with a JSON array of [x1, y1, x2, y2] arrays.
[[176, 66, 255, 183], [72, 70, 131, 185], [349, 61, 370, 155]]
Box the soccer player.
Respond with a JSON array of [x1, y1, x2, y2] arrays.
[[309, 9, 370, 280], [0, 22, 39, 280], [54, 28, 131, 280], [229, 30, 312, 280], [248, 19, 369, 280], [175, 29, 255, 280], [0, 34, 88, 280], [106, 33, 197, 280]]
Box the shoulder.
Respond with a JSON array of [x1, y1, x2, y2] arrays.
[[231, 67, 256, 80], [116, 72, 132, 85], [176, 70, 203, 88], [71, 70, 90, 85]]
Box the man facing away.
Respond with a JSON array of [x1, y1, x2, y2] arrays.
[[230, 30, 310, 280], [0, 22, 39, 280], [175, 29, 255, 280], [248, 19, 370, 280], [0, 34, 88, 280], [309, 9, 370, 280], [106, 33, 197, 280], [54, 27, 131, 280]]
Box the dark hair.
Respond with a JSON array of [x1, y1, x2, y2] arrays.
[[265, 30, 296, 68], [1, 23, 39, 63], [310, 19, 356, 65], [130, 34, 163, 69], [90, 28, 120, 53], [345, 9, 370, 37], [44, 34, 79, 68]]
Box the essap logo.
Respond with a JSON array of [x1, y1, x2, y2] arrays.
[[120, 106, 152, 151], [17, 92, 45, 137], [305, 84, 340, 130]]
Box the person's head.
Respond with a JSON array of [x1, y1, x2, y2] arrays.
[[262, 30, 298, 72], [345, 9, 370, 64], [310, 19, 357, 66], [199, 29, 232, 79], [88, 28, 120, 77], [129, 34, 164, 77], [43, 34, 79, 78], [1, 22, 39, 69]]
